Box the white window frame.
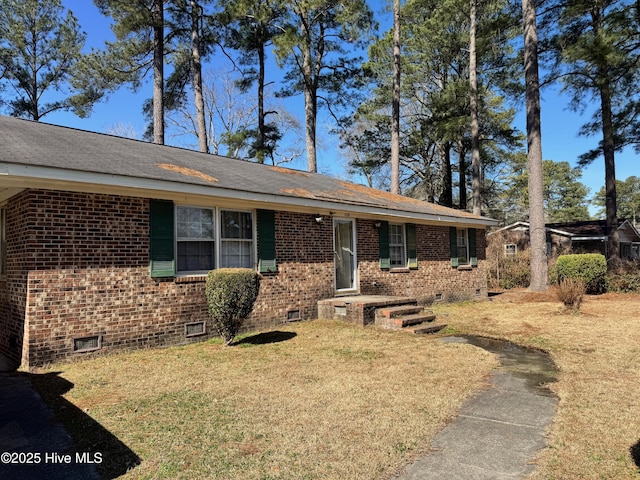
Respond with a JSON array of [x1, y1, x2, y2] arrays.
[[175, 205, 255, 275], [219, 209, 254, 269], [457, 228, 469, 265], [389, 224, 406, 267], [504, 244, 517, 256], [176, 205, 216, 274]]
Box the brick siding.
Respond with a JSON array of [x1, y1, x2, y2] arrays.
[[0, 189, 489, 368], [357, 220, 488, 303]]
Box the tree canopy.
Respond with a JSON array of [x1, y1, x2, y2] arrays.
[[0, 0, 100, 120]]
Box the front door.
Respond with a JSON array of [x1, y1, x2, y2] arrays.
[[334, 218, 357, 292]]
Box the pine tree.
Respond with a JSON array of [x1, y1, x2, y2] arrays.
[[0, 0, 100, 120], [93, 0, 166, 144], [221, 0, 286, 163], [273, 0, 375, 173], [523, 0, 547, 290], [546, 0, 640, 268]]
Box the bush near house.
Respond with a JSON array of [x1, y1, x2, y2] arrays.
[[486, 232, 531, 289], [206, 268, 261, 345], [606, 259, 640, 292], [556, 254, 607, 294]]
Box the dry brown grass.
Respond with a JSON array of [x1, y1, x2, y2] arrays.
[[34, 320, 497, 480], [435, 290, 640, 479]]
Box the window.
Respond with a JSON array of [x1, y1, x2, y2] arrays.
[[176, 206, 215, 273], [220, 210, 253, 268], [378, 221, 417, 269], [450, 227, 477, 268], [504, 244, 517, 256], [150, 201, 259, 277], [0, 206, 5, 277], [457, 228, 469, 265], [389, 224, 406, 267]]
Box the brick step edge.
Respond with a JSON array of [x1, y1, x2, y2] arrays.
[[392, 313, 437, 327], [376, 305, 425, 319], [409, 323, 448, 334]]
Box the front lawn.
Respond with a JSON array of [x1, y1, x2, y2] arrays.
[[33, 291, 640, 479], [33, 320, 497, 479]]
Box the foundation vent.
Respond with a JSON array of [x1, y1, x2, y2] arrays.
[[185, 321, 206, 337], [73, 335, 102, 353]]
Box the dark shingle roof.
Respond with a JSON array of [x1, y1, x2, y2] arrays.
[[546, 220, 610, 237], [0, 115, 495, 225]]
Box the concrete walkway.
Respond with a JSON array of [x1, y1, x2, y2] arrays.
[[392, 340, 558, 480]]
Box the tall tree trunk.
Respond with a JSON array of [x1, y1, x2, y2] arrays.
[[591, 8, 619, 269], [440, 142, 453, 207], [458, 140, 467, 210], [391, 0, 401, 194], [152, 0, 164, 145], [301, 12, 317, 173], [469, 0, 481, 215], [257, 41, 266, 163], [523, 0, 548, 291], [191, 0, 208, 153], [600, 78, 619, 267]]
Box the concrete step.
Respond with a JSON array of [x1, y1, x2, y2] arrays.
[[409, 323, 448, 334], [391, 313, 437, 327], [377, 305, 424, 319]]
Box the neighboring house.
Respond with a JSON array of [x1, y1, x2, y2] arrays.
[[0, 116, 497, 368], [489, 220, 640, 259]]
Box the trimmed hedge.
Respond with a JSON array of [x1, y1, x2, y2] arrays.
[[556, 254, 607, 294], [206, 268, 260, 345]]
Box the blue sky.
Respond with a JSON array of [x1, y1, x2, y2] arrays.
[[43, 1, 638, 217]]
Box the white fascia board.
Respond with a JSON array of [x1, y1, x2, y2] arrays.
[[572, 236, 607, 241], [0, 162, 497, 228]]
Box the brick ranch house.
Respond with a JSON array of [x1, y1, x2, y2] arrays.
[[0, 116, 497, 369]]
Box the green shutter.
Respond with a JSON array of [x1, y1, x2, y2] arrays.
[[450, 227, 459, 267], [149, 199, 175, 277], [257, 209, 277, 273], [407, 223, 418, 269], [469, 228, 478, 267], [379, 220, 390, 269]]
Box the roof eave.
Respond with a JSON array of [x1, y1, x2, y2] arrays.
[[0, 163, 497, 227]]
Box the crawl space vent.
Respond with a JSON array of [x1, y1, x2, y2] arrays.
[[73, 335, 102, 353], [185, 321, 206, 337]]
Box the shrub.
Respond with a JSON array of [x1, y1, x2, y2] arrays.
[[206, 268, 261, 345], [486, 237, 531, 290], [557, 277, 585, 311], [556, 254, 607, 294], [606, 260, 640, 292]]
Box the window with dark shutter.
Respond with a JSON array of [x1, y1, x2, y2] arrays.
[[257, 209, 277, 273], [407, 223, 418, 269], [469, 228, 478, 267], [449, 226, 459, 267], [149, 199, 175, 277], [378, 220, 390, 269]]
